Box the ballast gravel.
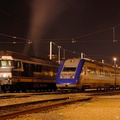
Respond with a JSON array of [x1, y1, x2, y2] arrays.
[[1, 92, 120, 120]]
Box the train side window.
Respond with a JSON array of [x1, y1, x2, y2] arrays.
[[104, 70, 109, 76], [99, 69, 104, 75], [81, 67, 86, 75], [36, 65, 42, 72], [17, 61, 21, 68], [14, 61, 21, 68], [87, 67, 96, 74], [110, 71, 115, 76]]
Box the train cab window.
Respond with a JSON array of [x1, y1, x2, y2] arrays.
[[87, 67, 96, 74], [1, 60, 13, 66], [14, 61, 22, 68], [63, 67, 76, 72], [17, 61, 21, 68], [81, 68, 85, 75]]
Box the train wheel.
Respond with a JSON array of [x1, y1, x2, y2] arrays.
[[2, 85, 11, 93], [99, 87, 102, 91], [71, 90, 75, 92], [78, 89, 81, 92], [16, 88, 21, 93], [81, 87, 85, 92]]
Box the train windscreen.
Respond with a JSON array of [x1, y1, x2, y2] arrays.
[[0, 60, 14, 67], [63, 67, 76, 72]]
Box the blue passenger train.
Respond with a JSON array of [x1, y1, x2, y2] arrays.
[[56, 58, 120, 91]]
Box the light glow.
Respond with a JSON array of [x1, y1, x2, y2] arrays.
[[113, 57, 117, 61]]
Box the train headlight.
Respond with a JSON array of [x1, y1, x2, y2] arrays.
[[70, 76, 74, 79], [2, 74, 10, 79], [60, 76, 64, 79], [3, 74, 7, 78]]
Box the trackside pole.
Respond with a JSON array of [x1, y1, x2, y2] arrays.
[[50, 41, 52, 60], [81, 53, 84, 58], [58, 46, 61, 64]]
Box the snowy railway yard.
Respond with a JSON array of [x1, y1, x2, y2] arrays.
[[0, 90, 120, 120]]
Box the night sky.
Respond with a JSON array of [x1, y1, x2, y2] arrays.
[[0, 0, 120, 65]]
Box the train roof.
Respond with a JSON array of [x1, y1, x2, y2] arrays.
[[83, 58, 113, 67], [83, 58, 120, 70], [0, 50, 58, 66], [66, 57, 118, 69]]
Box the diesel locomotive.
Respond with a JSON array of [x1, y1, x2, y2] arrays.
[[0, 51, 58, 92], [56, 58, 120, 91]]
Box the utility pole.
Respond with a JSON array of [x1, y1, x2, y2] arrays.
[[113, 27, 116, 42], [50, 41, 52, 60], [81, 53, 84, 58], [58, 46, 61, 64], [113, 57, 117, 88]]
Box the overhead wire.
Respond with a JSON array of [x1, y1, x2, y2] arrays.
[[0, 9, 117, 42], [0, 26, 119, 57], [1, 6, 120, 58], [53, 42, 81, 55], [0, 27, 116, 42], [0, 8, 120, 42]]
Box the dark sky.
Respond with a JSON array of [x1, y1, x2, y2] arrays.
[[0, 0, 120, 64]]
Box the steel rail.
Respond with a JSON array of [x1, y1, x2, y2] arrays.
[[0, 97, 92, 120], [0, 97, 70, 109]]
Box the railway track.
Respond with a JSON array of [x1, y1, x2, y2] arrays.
[[0, 92, 56, 99], [0, 89, 120, 100], [0, 97, 92, 120], [0, 91, 80, 99], [0, 94, 30, 99], [0, 97, 70, 110]]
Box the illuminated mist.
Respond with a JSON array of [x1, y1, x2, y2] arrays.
[[24, 0, 66, 57]]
